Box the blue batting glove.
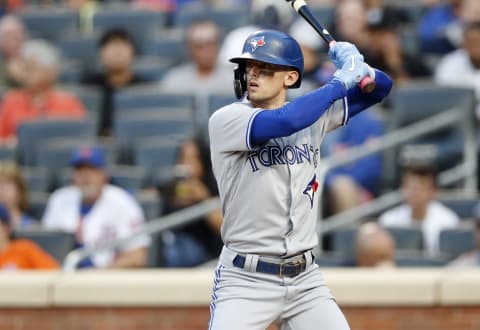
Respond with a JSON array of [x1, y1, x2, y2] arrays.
[[333, 58, 371, 90], [328, 42, 363, 69]]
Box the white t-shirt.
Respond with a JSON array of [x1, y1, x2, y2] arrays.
[[379, 200, 460, 257], [42, 184, 151, 268]]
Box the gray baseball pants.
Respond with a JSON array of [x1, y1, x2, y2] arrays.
[[208, 246, 350, 330]]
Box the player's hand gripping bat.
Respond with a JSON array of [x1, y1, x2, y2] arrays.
[[286, 0, 376, 93]]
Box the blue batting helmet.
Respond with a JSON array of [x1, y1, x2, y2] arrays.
[[230, 29, 304, 98]]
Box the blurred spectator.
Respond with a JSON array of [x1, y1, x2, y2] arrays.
[[333, 0, 430, 84], [323, 110, 384, 214], [159, 19, 231, 104], [0, 15, 27, 88], [42, 146, 151, 269], [83, 28, 148, 137], [0, 39, 86, 145], [434, 21, 480, 118], [218, 0, 294, 67], [0, 0, 23, 15], [448, 203, 480, 267], [159, 139, 222, 267], [0, 203, 59, 270], [362, 0, 410, 28], [65, 0, 98, 35], [417, 0, 464, 54], [0, 162, 36, 230], [355, 222, 396, 268], [379, 163, 460, 257]]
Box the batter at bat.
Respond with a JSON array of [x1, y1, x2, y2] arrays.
[[207, 28, 392, 329]]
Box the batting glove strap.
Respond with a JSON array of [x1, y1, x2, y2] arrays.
[[333, 57, 370, 90]]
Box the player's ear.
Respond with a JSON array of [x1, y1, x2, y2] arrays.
[[284, 70, 299, 88]]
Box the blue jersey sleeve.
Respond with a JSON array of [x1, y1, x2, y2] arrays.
[[345, 69, 393, 119], [250, 79, 347, 147]]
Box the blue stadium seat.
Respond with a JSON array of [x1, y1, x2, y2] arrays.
[[439, 197, 479, 219], [19, 9, 79, 41], [173, 6, 249, 33], [22, 167, 50, 193], [109, 165, 146, 193], [0, 146, 16, 162], [13, 228, 75, 263], [137, 193, 163, 221], [114, 88, 195, 113], [145, 32, 187, 66], [330, 226, 357, 257], [133, 137, 185, 185], [92, 8, 167, 54], [17, 119, 96, 167], [57, 35, 99, 66], [395, 251, 449, 267], [384, 226, 423, 251], [114, 114, 194, 164], [133, 57, 172, 82], [383, 84, 476, 188], [439, 227, 475, 260], [315, 252, 351, 267], [26, 192, 49, 221]]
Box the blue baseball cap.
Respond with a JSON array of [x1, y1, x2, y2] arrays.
[[71, 146, 106, 169], [0, 203, 10, 227]]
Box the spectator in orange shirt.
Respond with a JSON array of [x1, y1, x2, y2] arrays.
[[0, 203, 59, 270], [0, 39, 86, 145]]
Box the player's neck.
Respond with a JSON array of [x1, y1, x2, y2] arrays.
[[249, 93, 287, 109]]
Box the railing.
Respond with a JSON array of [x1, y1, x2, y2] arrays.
[[63, 106, 477, 271]]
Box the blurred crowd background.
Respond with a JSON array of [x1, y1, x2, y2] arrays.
[[0, 0, 479, 271]]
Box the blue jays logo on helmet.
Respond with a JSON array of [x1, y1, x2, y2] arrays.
[[303, 174, 319, 209], [248, 36, 266, 52]]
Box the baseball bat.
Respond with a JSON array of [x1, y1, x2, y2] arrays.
[[286, 0, 376, 93]]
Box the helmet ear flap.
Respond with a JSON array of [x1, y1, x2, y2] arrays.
[[233, 63, 247, 99]]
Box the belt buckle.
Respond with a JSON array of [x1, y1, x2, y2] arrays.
[[279, 258, 306, 278]]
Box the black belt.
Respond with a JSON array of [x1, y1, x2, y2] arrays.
[[232, 253, 309, 278]]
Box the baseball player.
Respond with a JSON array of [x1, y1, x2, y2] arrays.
[[208, 29, 392, 330]]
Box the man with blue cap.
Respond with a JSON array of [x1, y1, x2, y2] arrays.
[[42, 145, 151, 269]]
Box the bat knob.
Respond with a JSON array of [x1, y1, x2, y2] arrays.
[[360, 76, 376, 93]]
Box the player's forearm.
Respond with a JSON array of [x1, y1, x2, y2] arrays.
[[250, 79, 347, 146], [345, 70, 393, 119], [108, 247, 147, 269]]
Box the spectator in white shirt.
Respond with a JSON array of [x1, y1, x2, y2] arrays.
[[42, 145, 150, 269], [379, 164, 459, 257], [434, 21, 480, 118]]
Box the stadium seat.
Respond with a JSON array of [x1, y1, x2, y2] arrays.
[[133, 57, 172, 82], [137, 192, 163, 221], [114, 114, 194, 164], [26, 192, 49, 221], [57, 35, 99, 67], [145, 32, 187, 66], [22, 167, 50, 193], [133, 137, 185, 185], [173, 6, 249, 33], [0, 146, 16, 162], [19, 9, 79, 41], [13, 229, 76, 263], [114, 88, 195, 113], [383, 84, 476, 188], [147, 232, 166, 267], [92, 8, 167, 54], [329, 226, 357, 257], [315, 252, 351, 267], [395, 251, 449, 267], [439, 227, 475, 260], [17, 119, 96, 167], [439, 197, 479, 219], [109, 165, 146, 193], [384, 226, 423, 251]]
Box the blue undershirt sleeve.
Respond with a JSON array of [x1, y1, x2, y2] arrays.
[[346, 70, 393, 118], [250, 79, 347, 147]]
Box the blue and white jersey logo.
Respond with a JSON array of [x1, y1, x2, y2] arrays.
[[303, 174, 319, 209]]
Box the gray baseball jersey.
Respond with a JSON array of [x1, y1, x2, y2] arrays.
[[208, 97, 347, 257]]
